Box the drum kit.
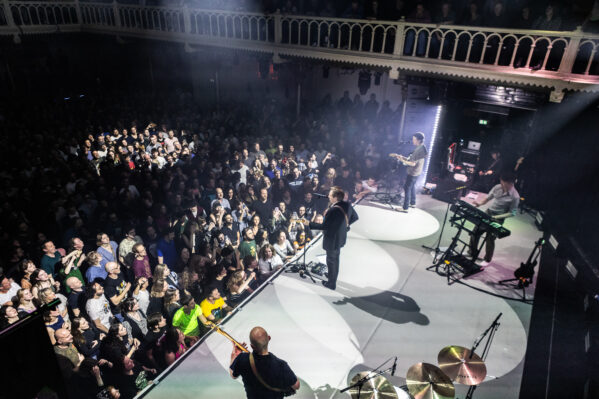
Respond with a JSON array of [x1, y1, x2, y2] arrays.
[[345, 345, 487, 399]]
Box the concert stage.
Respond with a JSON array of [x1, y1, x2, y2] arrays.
[[142, 193, 541, 399]]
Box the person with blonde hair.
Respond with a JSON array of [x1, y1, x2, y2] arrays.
[[85, 251, 107, 283], [226, 270, 256, 307], [153, 263, 179, 289], [16, 288, 36, 314]]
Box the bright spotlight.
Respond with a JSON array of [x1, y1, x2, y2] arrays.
[[422, 105, 443, 184]]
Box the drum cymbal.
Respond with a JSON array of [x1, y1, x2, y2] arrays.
[[437, 346, 487, 386], [406, 363, 455, 399], [347, 371, 399, 399]]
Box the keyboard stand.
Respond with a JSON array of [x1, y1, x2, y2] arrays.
[[427, 212, 485, 285]]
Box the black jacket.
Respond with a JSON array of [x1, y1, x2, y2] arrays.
[[309, 201, 358, 251]]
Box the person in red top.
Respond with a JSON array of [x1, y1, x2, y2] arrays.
[[132, 244, 152, 280]]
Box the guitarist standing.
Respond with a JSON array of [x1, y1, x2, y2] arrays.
[[230, 326, 300, 398], [390, 132, 428, 212]]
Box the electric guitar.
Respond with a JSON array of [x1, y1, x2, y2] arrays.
[[389, 153, 413, 166], [207, 321, 248, 353], [209, 322, 297, 397], [513, 237, 544, 286]]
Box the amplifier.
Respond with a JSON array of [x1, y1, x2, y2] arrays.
[[433, 177, 467, 204]]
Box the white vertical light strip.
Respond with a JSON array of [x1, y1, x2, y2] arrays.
[[423, 105, 443, 184]]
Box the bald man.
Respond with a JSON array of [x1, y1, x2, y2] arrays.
[[54, 328, 84, 378], [66, 276, 85, 317], [230, 326, 299, 398], [103, 261, 131, 316]]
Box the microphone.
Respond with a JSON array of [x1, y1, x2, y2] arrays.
[[492, 312, 503, 325], [391, 356, 397, 376], [312, 192, 328, 198]]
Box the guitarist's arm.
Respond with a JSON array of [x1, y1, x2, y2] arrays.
[[399, 155, 416, 167], [229, 342, 247, 379], [389, 153, 416, 167]]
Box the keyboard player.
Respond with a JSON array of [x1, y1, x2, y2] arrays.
[[470, 173, 520, 266]]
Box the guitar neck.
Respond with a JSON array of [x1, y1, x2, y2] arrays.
[[212, 324, 249, 353]]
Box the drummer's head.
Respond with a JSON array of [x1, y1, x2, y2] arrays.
[[328, 186, 345, 204], [250, 326, 270, 354]]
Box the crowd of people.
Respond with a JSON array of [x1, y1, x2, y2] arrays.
[[0, 88, 403, 398]]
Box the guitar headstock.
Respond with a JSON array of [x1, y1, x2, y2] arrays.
[[207, 321, 218, 329]]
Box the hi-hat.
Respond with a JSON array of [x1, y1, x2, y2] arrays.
[[406, 363, 455, 399], [347, 372, 399, 399], [437, 346, 487, 386]]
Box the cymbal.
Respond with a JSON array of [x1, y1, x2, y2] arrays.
[[406, 363, 455, 399], [437, 346, 487, 386], [347, 371, 399, 399]]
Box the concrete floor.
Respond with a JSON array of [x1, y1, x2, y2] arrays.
[[144, 193, 541, 399]]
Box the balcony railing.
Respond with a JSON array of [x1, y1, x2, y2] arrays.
[[1, 0, 598, 86]]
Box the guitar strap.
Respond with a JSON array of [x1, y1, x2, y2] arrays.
[[249, 353, 286, 393], [332, 204, 349, 228]]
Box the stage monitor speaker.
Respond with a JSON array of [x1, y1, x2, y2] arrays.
[[433, 177, 466, 204]]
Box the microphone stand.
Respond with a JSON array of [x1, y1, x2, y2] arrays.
[[285, 195, 328, 285], [285, 234, 316, 284], [424, 185, 466, 265], [289, 194, 331, 284], [424, 200, 452, 264], [463, 313, 502, 399], [339, 357, 396, 398]]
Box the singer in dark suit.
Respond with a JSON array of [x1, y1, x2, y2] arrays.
[[308, 186, 358, 290]]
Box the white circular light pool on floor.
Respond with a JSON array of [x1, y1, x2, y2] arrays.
[[349, 203, 440, 241]]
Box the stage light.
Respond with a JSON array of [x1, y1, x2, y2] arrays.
[[422, 105, 443, 184]]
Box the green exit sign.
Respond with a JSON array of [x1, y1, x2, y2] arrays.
[[479, 119, 488, 125]]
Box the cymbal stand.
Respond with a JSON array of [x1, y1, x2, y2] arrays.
[[463, 313, 502, 399], [339, 356, 396, 398]]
